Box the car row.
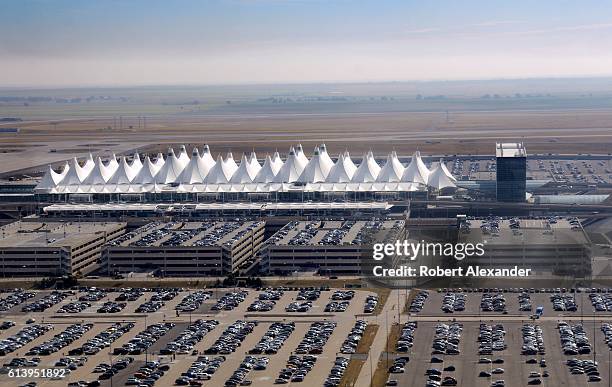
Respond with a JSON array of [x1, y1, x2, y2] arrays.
[[78, 288, 106, 302], [478, 323, 506, 355], [26, 323, 93, 356], [363, 295, 378, 313], [330, 290, 355, 300], [212, 291, 248, 311], [22, 291, 71, 312], [286, 301, 312, 312], [57, 301, 91, 314], [160, 319, 218, 355], [125, 360, 170, 386], [521, 324, 545, 355], [115, 288, 144, 302], [296, 289, 321, 301], [247, 300, 276, 312], [176, 291, 212, 312], [224, 355, 267, 387], [70, 322, 134, 356], [518, 292, 533, 311], [409, 290, 429, 313], [296, 321, 336, 354], [250, 322, 295, 355], [94, 356, 134, 380], [432, 323, 462, 355], [324, 301, 349, 312], [97, 301, 126, 313], [0, 290, 35, 312], [113, 322, 175, 355], [396, 321, 417, 353], [558, 321, 591, 355], [589, 293, 612, 311], [550, 294, 577, 312], [323, 356, 350, 387], [174, 355, 225, 385], [340, 320, 366, 354], [136, 300, 164, 313], [480, 293, 506, 313], [441, 293, 465, 313], [275, 354, 317, 384], [258, 289, 284, 300], [0, 324, 52, 355], [205, 320, 258, 355]]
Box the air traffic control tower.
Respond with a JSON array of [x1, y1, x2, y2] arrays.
[[496, 142, 527, 202]]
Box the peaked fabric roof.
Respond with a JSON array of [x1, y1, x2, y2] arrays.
[[153, 153, 165, 171], [297, 146, 333, 183], [36, 163, 69, 190], [107, 156, 139, 185], [204, 154, 239, 184], [254, 154, 282, 183], [351, 151, 381, 183], [376, 151, 405, 182], [326, 153, 357, 183], [230, 154, 261, 183], [130, 153, 143, 171], [428, 159, 457, 189], [132, 156, 158, 185], [271, 151, 284, 171], [82, 154, 95, 174], [62, 157, 92, 185], [177, 145, 190, 168], [274, 147, 307, 183], [402, 151, 431, 185], [154, 148, 186, 184], [82, 156, 115, 185], [106, 154, 119, 173], [247, 151, 262, 176], [295, 144, 309, 166], [200, 144, 215, 167], [176, 147, 214, 184], [318, 144, 334, 171]]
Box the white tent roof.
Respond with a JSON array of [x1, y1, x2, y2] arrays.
[[274, 147, 307, 183], [82, 156, 115, 185], [106, 154, 119, 174], [36, 163, 68, 191], [176, 147, 214, 184], [82, 154, 95, 174], [351, 151, 381, 183], [204, 153, 238, 184], [153, 153, 165, 171], [271, 151, 284, 171], [295, 144, 309, 166], [107, 156, 139, 185], [401, 151, 430, 185], [132, 156, 158, 185], [230, 154, 261, 183], [200, 144, 215, 167], [326, 153, 357, 183], [130, 153, 143, 171], [376, 151, 405, 182], [177, 145, 190, 168], [61, 157, 92, 186], [254, 154, 282, 183], [247, 151, 262, 175], [297, 146, 333, 183], [428, 159, 457, 189], [154, 148, 185, 184], [318, 143, 335, 170]]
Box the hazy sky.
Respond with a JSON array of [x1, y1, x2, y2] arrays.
[[2, 0, 612, 86]]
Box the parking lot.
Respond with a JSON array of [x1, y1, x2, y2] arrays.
[[0, 287, 378, 387], [390, 287, 612, 387]]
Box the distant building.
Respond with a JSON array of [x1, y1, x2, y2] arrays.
[[496, 142, 526, 202], [0, 221, 126, 277], [262, 219, 406, 275], [101, 220, 265, 276]]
